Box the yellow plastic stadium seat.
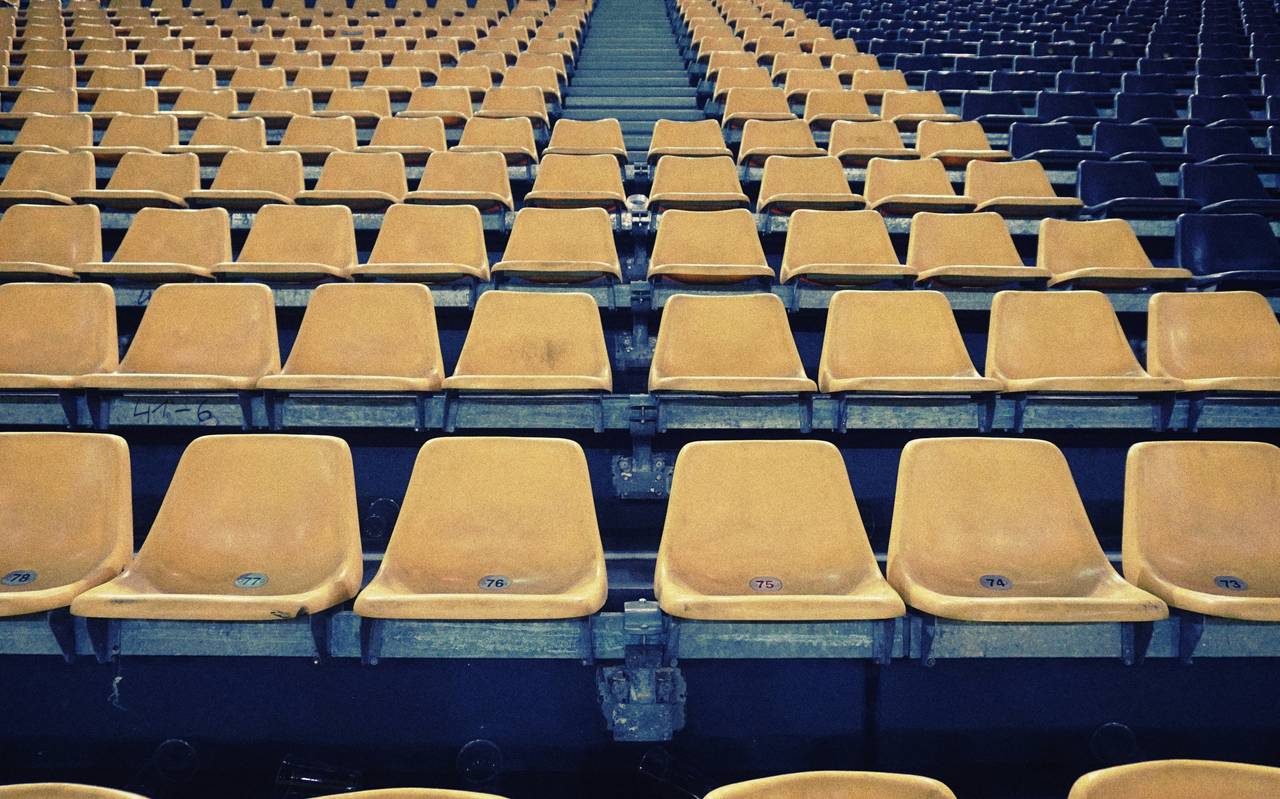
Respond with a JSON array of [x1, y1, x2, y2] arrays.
[[782, 68, 843, 105], [169, 117, 268, 163], [87, 88, 159, 120], [493, 207, 621, 281], [648, 208, 772, 283], [229, 65, 287, 91], [452, 115, 539, 165], [1069, 760, 1280, 799], [523, 153, 626, 210], [985, 291, 1183, 393], [914, 119, 1011, 167], [1037, 218, 1190, 287], [501, 65, 560, 103], [363, 65, 423, 97], [711, 66, 774, 102], [0, 204, 101, 280], [85, 113, 179, 160], [707, 52, 761, 82], [16, 66, 76, 91], [79, 283, 280, 391], [1123, 441, 1280, 620], [0, 90, 78, 124], [721, 87, 796, 127], [0, 433, 131, 617], [443, 291, 612, 392], [0, 113, 93, 155], [0, 283, 118, 389], [703, 771, 956, 799], [77, 207, 230, 281], [813, 39, 860, 63], [905, 211, 1049, 286], [272, 115, 359, 162], [1146, 291, 1280, 392], [779, 209, 911, 284], [757, 155, 864, 214], [356, 116, 447, 164], [819, 291, 1003, 393], [400, 86, 473, 127], [216, 204, 357, 280], [754, 34, 803, 65], [887, 437, 1169, 622], [0, 785, 151, 799], [86, 65, 146, 90], [171, 88, 238, 120], [72, 151, 200, 210], [354, 437, 607, 619], [70, 434, 362, 621], [356, 204, 490, 281], [186, 150, 305, 210], [737, 118, 824, 166], [544, 118, 628, 164], [391, 50, 447, 78], [258, 284, 443, 392], [647, 118, 733, 163], [295, 151, 408, 210], [433, 65, 493, 99], [405, 150, 514, 212], [965, 160, 1085, 218], [803, 89, 878, 129], [314, 87, 394, 124], [0, 150, 94, 208], [230, 87, 315, 124], [650, 293, 816, 393], [646, 155, 749, 211], [656, 440, 905, 621], [879, 90, 959, 129], [828, 121, 916, 167], [865, 158, 975, 214], [848, 68, 908, 97]]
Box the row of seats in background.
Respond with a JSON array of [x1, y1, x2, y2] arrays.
[[11, 760, 1280, 799], [3, 201, 1278, 290], [2, 431, 1277, 625], [2, 282, 1275, 396]]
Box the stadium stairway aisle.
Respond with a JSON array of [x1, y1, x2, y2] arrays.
[[560, 0, 701, 161]]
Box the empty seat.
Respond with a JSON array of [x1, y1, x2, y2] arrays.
[[87, 88, 159, 120], [88, 113, 179, 160], [0, 90, 78, 124], [849, 68, 909, 96], [803, 89, 877, 129], [259, 284, 443, 393], [779, 209, 911, 284], [77, 207, 229, 282], [1123, 442, 1280, 621], [721, 87, 795, 127], [757, 155, 864, 214], [356, 116, 447, 164], [79, 284, 280, 391], [405, 150, 514, 212], [355, 204, 489, 282], [1078, 161, 1200, 219], [451, 116, 538, 165], [216, 204, 357, 281], [737, 118, 825, 166], [646, 155, 749, 212], [1146, 292, 1280, 393], [781, 69, 842, 105], [650, 293, 816, 393], [475, 86, 549, 131], [314, 87, 393, 124], [828, 120, 916, 167], [914, 120, 1010, 167], [907, 212, 1050, 286], [864, 158, 975, 215], [820, 290, 1002, 394], [1175, 214, 1280, 290], [712, 66, 774, 103], [887, 437, 1168, 622], [0, 150, 95, 208], [1037, 218, 1191, 288], [171, 88, 238, 120], [443, 291, 611, 391], [522, 153, 626, 211], [656, 440, 905, 621], [231, 87, 314, 124], [295, 151, 407, 210], [0, 113, 93, 155], [0, 204, 101, 280], [354, 437, 607, 619], [964, 159, 1084, 217], [648, 209, 771, 284], [544, 118, 627, 164], [186, 150, 305, 211], [72, 151, 199, 210], [0, 785, 150, 799], [0, 283, 118, 389], [646, 119, 733, 162], [433, 66, 493, 99], [492, 207, 621, 282], [1069, 761, 1280, 799], [0, 432, 132, 617], [880, 90, 960, 129], [1180, 163, 1280, 219], [399, 86, 473, 127], [703, 772, 956, 799], [986, 291, 1182, 393], [70, 434, 362, 621], [170, 117, 268, 163], [272, 115, 359, 162]]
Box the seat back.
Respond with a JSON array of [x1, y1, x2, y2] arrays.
[[1068, 760, 1280, 799], [189, 116, 268, 149], [915, 119, 996, 155], [964, 159, 1057, 201], [368, 204, 488, 271], [1181, 163, 1270, 204], [651, 208, 766, 270], [906, 211, 1020, 269], [280, 115, 358, 149], [313, 151, 408, 197], [1078, 160, 1166, 204], [1037, 218, 1152, 274], [499, 206, 620, 272], [0, 151, 94, 196], [1175, 214, 1280, 275], [15, 113, 93, 150], [238, 204, 357, 270], [650, 154, 745, 196], [1147, 292, 1280, 381], [99, 113, 178, 150], [113, 207, 232, 268], [103, 151, 200, 195], [0, 283, 118, 378], [0, 204, 101, 268], [208, 150, 305, 196]]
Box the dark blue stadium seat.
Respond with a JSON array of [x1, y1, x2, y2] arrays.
[[1176, 212, 1280, 289], [1115, 92, 1200, 135], [1010, 121, 1108, 168], [894, 54, 949, 73], [1014, 55, 1074, 73], [1120, 72, 1176, 94], [978, 40, 1032, 56], [1195, 74, 1255, 97], [1179, 163, 1280, 217], [960, 90, 1034, 130], [1184, 125, 1280, 171], [924, 71, 988, 91], [1090, 43, 1144, 58], [1093, 122, 1195, 167], [1036, 91, 1104, 128], [1197, 56, 1254, 75], [1056, 70, 1115, 95], [1078, 160, 1201, 218], [1073, 56, 1137, 74]]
